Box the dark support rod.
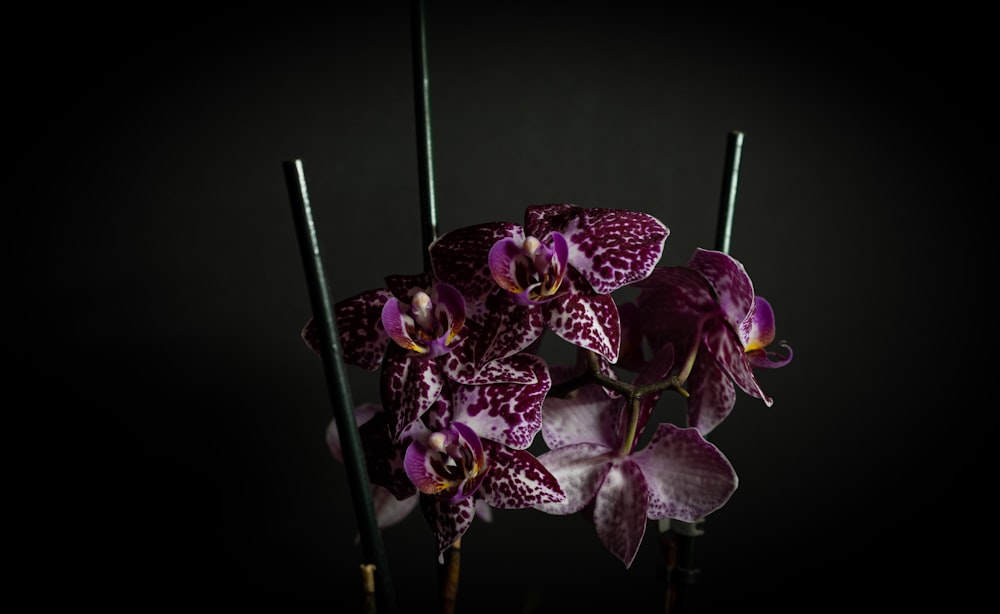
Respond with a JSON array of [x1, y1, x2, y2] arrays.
[[665, 130, 745, 614], [412, 0, 439, 271], [283, 159, 398, 614], [714, 130, 744, 256]]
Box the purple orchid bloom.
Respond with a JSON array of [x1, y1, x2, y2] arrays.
[[360, 387, 565, 562], [533, 361, 738, 568], [429, 204, 669, 366], [305, 273, 548, 441], [301, 272, 458, 371], [632, 248, 793, 435], [381, 282, 466, 359]]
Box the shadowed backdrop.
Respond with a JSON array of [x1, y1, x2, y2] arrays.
[[17, 2, 988, 612]]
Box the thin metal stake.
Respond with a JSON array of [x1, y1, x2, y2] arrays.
[[284, 159, 398, 614], [664, 130, 745, 614], [412, 0, 439, 270], [715, 130, 744, 256]]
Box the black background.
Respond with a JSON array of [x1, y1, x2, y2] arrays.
[[17, 3, 990, 612]]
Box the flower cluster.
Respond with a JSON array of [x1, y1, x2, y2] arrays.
[[303, 203, 792, 567]]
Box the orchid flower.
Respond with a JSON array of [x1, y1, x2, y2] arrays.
[[631, 248, 793, 435], [301, 272, 456, 371], [358, 382, 564, 561], [429, 204, 669, 366], [534, 358, 738, 568]]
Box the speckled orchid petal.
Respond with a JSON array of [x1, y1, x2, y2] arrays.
[[357, 411, 416, 501], [546, 288, 620, 363], [479, 441, 565, 509], [452, 356, 551, 449], [533, 443, 614, 515], [541, 366, 619, 450], [687, 248, 755, 333], [631, 423, 738, 522], [429, 222, 524, 304], [441, 324, 546, 385], [525, 204, 669, 295], [380, 347, 446, 440], [384, 272, 435, 302], [703, 321, 773, 407], [302, 288, 392, 371], [472, 291, 547, 366], [634, 266, 717, 357], [420, 493, 477, 563], [523, 203, 578, 235], [616, 301, 647, 372], [684, 358, 737, 436], [593, 460, 649, 568]]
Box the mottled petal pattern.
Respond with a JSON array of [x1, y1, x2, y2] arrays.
[[631, 423, 738, 522], [430, 222, 523, 304], [479, 442, 565, 509], [471, 291, 547, 365], [684, 358, 737, 436], [546, 291, 620, 363], [703, 323, 773, 407], [452, 362, 550, 449], [687, 248, 754, 333], [557, 207, 669, 294], [358, 412, 415, 501], [320, 288, 393, 371], [634, 266, 716, 358], [443, 345, 546, 387], [593, 460, 649, 568], [533, 443, 614, 514], [421, 493, 476, 562], [380, 349, 446, 439], [384, 272, 435, 302], [541, 371, 619, 450]]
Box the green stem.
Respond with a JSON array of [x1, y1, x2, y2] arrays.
[[616, 394, 641, 457]]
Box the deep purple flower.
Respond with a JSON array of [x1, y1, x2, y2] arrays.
[[360, 386, 565, 561], [429, 204, 669, 365], [632, 248, 793, 435], [305, 273, 549, 441], [301, 272, 440, 372], [381, 282, 466, 359]]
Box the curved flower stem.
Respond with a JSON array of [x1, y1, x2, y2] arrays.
[[674, 309, 723, 387], [439, 538, 461, 614], [617, 394, 642, 457]]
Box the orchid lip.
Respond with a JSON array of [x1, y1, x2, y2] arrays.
[[488, 232, 569, 303], [380, 283, 467, 357]]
